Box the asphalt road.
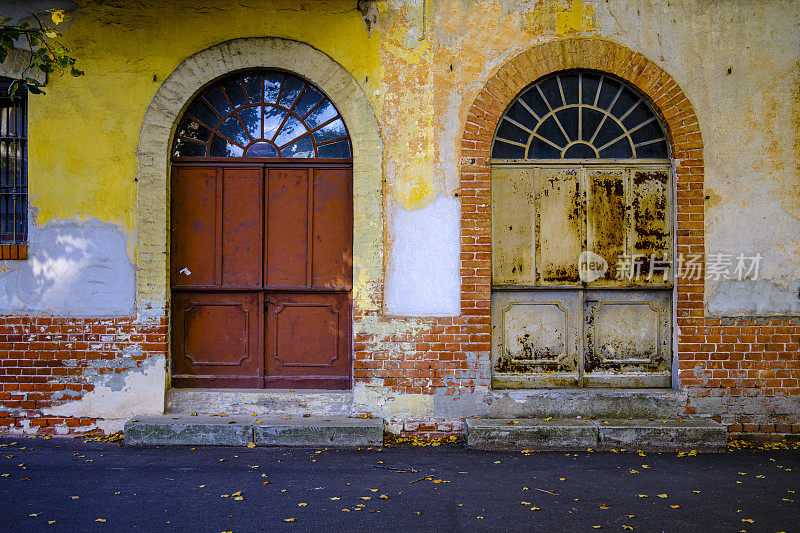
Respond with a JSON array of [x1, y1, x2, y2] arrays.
[[0, 436, 797, 532]]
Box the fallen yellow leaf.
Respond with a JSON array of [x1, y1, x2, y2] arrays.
[[95, 519, 106, 523], [247, 442, 256, 449], [657, 494, 668, 498], [284, 518, 295, 522], [298, 503, 307, 507], [670, 505, 680, 509]]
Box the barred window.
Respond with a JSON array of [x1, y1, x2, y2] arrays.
[[492, 71, 669, 160], [172, 70, 351, 159], [0, 78, 27, 244]]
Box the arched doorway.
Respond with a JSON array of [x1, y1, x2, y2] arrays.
[[490, 70, 673, 389], [169, 69, 353, 390]]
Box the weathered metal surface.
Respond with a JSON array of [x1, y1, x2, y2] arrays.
[[170, 166, 217, 287], [585, 168, 626, 285], [583, 289, 671, 387], [630, 169, 671, 285], [265, 168, 310, 289], [171, 291, 262, 388], [534, 167, 583, 285], [311, 168, 353, 290], [221, 168, 263, 287], [265, 292, 351, 390], [491, 290, 580, 388], [492, 167, 535, 285]]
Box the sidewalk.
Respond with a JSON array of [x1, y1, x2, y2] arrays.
[[0, 436, 797, 532]]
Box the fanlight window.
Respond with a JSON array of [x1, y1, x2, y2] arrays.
[[492, 71, 668, 160], [172, 70, 351, 159]]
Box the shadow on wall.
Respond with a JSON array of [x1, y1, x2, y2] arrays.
[[0, 213, 135, 316]]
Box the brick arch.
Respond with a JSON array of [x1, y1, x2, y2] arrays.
[[459, 38, 704, 390]]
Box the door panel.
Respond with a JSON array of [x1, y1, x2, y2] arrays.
[[265, 292, 351, 389], [583, 289, 671, 387], [492, 290, 580, 388], [221, 168, 263, 287], [265, 168, 309, 288], [171, 291, 262, 388], [171, 167, 217, 287], [630, 169, 672, 286], [534, 168, 582, 286], [311, 168, 353, 290], [585, 168, 626, 286], [492, 168, 535, 286]]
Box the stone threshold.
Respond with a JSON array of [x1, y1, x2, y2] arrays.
[[166, 388, 354, 417], [466, 418, 727, 452], [124, 414, 383, 447]]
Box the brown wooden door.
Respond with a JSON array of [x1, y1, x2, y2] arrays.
[[170, 164, 352, 389]]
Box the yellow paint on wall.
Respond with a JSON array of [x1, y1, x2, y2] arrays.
[[27, 0, 380, 256]]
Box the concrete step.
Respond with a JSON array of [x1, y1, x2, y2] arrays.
[[166, 388, 353, 417], [466, 418, 727, 452], [124, 414, 383, 447], [480, 389, 684, 420]]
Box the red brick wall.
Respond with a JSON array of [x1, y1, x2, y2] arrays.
[[0, 313, 167, 434]]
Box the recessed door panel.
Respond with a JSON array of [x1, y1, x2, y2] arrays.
[[171, 167, 217, 287], [583, 289, 671, 387], [311, 168, 353, 289], [586, 168, 626, 286], [630, 169, 672, 286], [534, 168, 582, 286], [492, 290, 580, 388], [221, 168, 263, 287], [171, 291, 261, 388], [266, 168, 309, 288], [265, 292, 351, 389], [492, 168, 535, 285]]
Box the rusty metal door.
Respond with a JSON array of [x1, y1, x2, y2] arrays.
[[170, 164, 352, 389], [491, 164, 673, 388]]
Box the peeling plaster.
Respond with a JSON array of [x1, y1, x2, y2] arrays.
[[43, 354, 165, 420]]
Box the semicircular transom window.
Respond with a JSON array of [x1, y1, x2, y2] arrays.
[[492, 71, 668, 160], [172, 70, 351, 159]]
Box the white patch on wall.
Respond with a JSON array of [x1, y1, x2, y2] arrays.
[[0, 215, 135, 316], [43, 354, 165, 420], [385, 194, 460, 316]]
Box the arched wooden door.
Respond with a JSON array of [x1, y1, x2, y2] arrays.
[[169, 70, 353, 389]]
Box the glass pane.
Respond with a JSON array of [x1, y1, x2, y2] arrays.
[[173, 137, 207, 157], [278, 74, 305, 109], [263, 106, 287, 140], [238, 106, 261, 139], [275, 115, 308, 146], [245, 141, 279, 157], [210, 135, 243, 157], [593, 119, 625, 148], [611, 87, 639, 118], [203, 84, 232, 116], [596, 77, 621, 110], [15, 194, 25, 241], [221, 77, 247, 108], [241, 73, 262, 104], [581, 108, 604, 142], [527, 137, 561, 158], [536, 115, 568, 148], [581, 73, 601, 105], [217, 115, 250, 145], [505, 101, 537, 130], [491, 140, 525, 159], [312, 118, 347, 144], [305, 99, 338, 129], [317, 139, 351, 158], [598, 137, 633, 158], [559, 73, 580, 105], [563, 143, 596, 158], [555, 107, 578, 143], [176, 116, 212, 142], [635, 140, 668, 158], [280, 135, 314, 157], [264, 72, 283, 104], [538, 77, 563, 109], [293, 85, 324, 117], [185, 98, 219, 128], [520, 87, 549, 117], [496, 118, 529, 145], [621, 100, 651, 130]]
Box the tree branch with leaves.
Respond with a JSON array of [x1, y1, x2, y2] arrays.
[[0, 9, 84, 97]]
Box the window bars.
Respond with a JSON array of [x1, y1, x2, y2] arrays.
[[172, 70, 352, 159], [492, 71, 669, 160], [0, 79, 27, 245]]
